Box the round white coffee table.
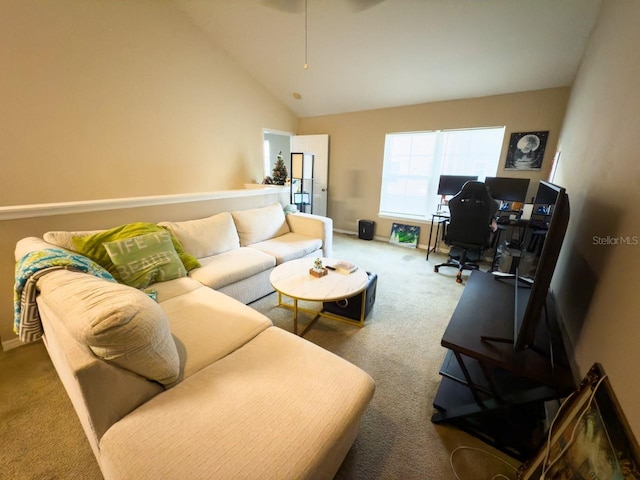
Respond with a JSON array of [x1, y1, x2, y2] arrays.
[[270, 257, 369, 335]]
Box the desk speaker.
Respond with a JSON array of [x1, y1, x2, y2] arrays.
[[358, 220, 375, 240]]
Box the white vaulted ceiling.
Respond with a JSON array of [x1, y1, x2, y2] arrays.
[[174, 0, 601, 117]]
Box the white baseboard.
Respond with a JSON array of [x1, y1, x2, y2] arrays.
[[333, 228, 430, 251], [333, 227, 357, 236]]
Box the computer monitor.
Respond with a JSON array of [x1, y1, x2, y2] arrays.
[[484, 177, 530, 203], [484, 181, 570, 353], [515, 181, 569, 351], [437, 175, 479, 196]]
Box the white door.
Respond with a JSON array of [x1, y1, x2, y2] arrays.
[[291, 134, 329, 217]]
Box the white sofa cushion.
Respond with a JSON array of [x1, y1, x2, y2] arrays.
[[98, 326, 375, 480], [15, 236, 72, 259], [36, 270, 180, 385], [249, 232, 323, 264], [231, 203, 290, 247], [188, 247, 276, 290], [158, 212, 240, 259], [159, 287, 272, 379], [148, 276, 204, 302], [44, 229, 103, 251], [286, 212, 333, 257]]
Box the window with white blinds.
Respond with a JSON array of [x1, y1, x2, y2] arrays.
[[379, 127, 505, 221]]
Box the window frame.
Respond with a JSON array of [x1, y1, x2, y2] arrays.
[[378, 126, 505, 222]]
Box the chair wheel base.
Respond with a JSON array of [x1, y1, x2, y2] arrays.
[[434, 267, 439, 273], [456, 274, 463, 283]]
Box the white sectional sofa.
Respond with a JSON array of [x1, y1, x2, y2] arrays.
[[13, 203, 375, 480], [43, 203, 333, 305]]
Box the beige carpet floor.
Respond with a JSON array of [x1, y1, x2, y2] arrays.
[[0, 233, 521, 479]]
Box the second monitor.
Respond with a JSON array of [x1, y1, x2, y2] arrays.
[[484, 177, 530, 203], [437, 175, 479, 196], [437, 175, 479, 213]]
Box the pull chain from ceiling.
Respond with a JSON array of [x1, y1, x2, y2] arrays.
[[304, 0, 309, 69]]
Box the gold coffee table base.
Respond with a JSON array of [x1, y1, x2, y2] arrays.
[[276, 291, 366, 336], [270, 258, 369, 336]]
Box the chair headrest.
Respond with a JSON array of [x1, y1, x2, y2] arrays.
[[454, 181, 493, 202], [448, 181, 499, 219]]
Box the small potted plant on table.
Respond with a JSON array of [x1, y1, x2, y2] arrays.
[[309, 257, 328, 277]]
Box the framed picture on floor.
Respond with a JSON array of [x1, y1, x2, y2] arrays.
[[517, 363, 640, 479], [389, 223, 420, 248], [505, 131, 549, 170]]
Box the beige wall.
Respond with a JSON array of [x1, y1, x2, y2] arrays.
[[552, 0, 640, 438], [0, 0, 297, 345], [1, 190, 288, 347], [0, 0, 297, 206], [298, 88, 570, 242]]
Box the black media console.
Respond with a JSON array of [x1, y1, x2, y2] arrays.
[[431, 270, 575, 460]]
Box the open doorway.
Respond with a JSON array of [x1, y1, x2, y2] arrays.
[[262, 129, 330, 217], [263, 129, 292, 180]]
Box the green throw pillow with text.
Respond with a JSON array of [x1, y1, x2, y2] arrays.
[[103, 231, 186, 289], [72, 222, 200, 282]]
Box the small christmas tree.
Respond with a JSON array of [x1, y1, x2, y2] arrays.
[[271, 152, 288, 185]]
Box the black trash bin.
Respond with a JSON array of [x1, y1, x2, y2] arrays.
[[358, 220, 375, 240]]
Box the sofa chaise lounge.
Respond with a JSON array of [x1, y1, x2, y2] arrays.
[[13, 203, 375, 480]]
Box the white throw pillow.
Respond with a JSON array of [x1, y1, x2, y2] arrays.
[[44, 229, 104, 251], [37, 270, 180, 385], [159, 212, 240, 259], [231, 204, 290, 246]]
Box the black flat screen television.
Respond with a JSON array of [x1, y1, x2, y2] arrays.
[[437, 175, 479, 196], [484, 177, 531, 203], [513, 180, 570, 351]]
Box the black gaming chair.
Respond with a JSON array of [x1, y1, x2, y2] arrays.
[[433, 181, 499, 283]]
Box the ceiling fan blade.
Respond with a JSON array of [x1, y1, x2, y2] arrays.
[[260, 0, 387, 14], [346, 0, 387, 11], [258, 0, 303, 14]]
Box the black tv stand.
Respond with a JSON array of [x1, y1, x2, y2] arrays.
[[480, 334, 548, 358], [482, 268, 534, 347], [480, 334, 514, 344], [492, 270, 533, 287], [431, 270, 574, 460]]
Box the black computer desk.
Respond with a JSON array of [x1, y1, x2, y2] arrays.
[[425, 212, 450, 260], [490, 217, 549, 272], [432, 270, 574, 459]]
